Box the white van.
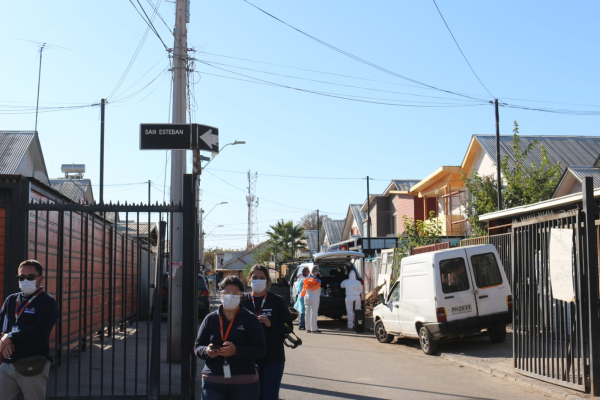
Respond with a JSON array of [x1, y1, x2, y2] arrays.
[[372, 244, 512, 355]]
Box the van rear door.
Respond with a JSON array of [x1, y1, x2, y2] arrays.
[[435, 253, 478, 323], [464, 247, 511, 316]]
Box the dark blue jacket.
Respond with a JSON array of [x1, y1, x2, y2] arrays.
[[194, 306, 266, 377], [0, 288, 58, 363], [240, 292, 293, 366]]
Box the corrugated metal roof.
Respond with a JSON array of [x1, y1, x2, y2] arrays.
[[116, 222, 157, 236], [0, 131, 34, 174], [392, 180, 420, 192], [323, 219, 344, 244], [304, 230, 319, 253], [349, 204, 366, 236], [49, 179, 91, 203], [475, 135, 600, 172]]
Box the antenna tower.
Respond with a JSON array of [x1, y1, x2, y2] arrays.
[[246, 171, 259, 249]]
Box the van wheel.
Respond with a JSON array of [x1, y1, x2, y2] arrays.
[[489, 326, 507, 343], [375, 320, 394, 343], [419, 327, 438, 355]]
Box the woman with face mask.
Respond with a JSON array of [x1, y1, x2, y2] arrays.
[[194, 276, 266, 399], [240, 264, 293, 400], [293, 266, 310, 330]]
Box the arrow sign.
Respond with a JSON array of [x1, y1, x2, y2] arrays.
[[195, 124, 219, 153]]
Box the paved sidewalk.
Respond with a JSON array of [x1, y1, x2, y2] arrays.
[[435, 334, 586, 399]]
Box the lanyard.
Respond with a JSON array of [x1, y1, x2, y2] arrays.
[[250, 292, 268, 316], [15, 288, 42, 324], [219, 312, 238, 342]]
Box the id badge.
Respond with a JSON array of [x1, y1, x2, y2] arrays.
[[223, 361, 232, 379], [11, 325, 19, 333]]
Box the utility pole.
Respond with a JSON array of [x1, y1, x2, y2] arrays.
[[169, 0, 188, 363], [148, 180, 151, 204], [100, 99, 106, 204], [366, 176, 371, 253], [495, 99, 502, 210], [316, 209, 320, 253]]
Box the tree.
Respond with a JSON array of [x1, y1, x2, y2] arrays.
[[392, 211, 442, 281], [300, 211, 329, 230], [462, 121, 562, 236], [266, 220, 308, 264]]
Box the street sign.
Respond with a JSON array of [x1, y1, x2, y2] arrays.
[[140, 123, 220, 152], [140, 123, 193, 150], [195, 124, 219, 153]]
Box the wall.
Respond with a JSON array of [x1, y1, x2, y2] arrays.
[[375, 197, 392, 236], [368, 200, 377, 238], [393, 194, 417, 235], [28, 190, 140, 353], [0, 207, 4, 302]]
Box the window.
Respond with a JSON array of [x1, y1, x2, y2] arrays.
[[440, 257, 470, 293], [470, 253, 503, 288], [388, 282, 400, 302]]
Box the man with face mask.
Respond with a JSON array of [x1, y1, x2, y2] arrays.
[[0, 260, 58, 400], [340, 270, 364, 330]]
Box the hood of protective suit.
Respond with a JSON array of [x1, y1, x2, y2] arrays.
[[349, 270, 356, 280]]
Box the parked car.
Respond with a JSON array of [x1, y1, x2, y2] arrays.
[[158, 273, 211, 320], [287, 251, 365, 319], [373, 244, 512, 355]]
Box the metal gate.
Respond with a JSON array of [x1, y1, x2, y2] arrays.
[[511, 180, 600, 394], [20, 175, 199, 399]]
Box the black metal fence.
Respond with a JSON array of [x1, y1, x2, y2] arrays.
[[12, 175, 200, 399], [460, 233, 512, 284], [510, 178, 600, 394]]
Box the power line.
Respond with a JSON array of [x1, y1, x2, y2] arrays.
[[196, 60, 488, 108], [197, 59, 483, 103], [127, 0, 169, 50], [241, 0, 489, 103], [431, 0, 495, 99]]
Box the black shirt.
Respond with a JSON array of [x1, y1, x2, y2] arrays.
[[241, 291, 293, 366], [0, 288, 58, 363]]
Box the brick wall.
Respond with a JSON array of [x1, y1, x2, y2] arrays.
[[0, 207, 4, 302], [28, 190, 139, 351]]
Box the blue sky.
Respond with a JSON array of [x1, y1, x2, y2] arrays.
[[2, 1, 599, 249]]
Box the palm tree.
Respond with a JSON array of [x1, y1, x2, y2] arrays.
[[266, 220, 307, 263]]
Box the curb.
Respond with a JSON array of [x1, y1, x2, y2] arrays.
[[439, 353, 586, 400]]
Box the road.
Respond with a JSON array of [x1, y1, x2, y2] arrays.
[[279, 318, 550, 400]]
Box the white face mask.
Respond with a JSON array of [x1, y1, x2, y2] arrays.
[[251, 280, 267, 293], [221, 294, 241, 310], [19, 280, 38, 296]]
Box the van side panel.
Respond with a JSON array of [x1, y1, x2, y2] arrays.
[[398, 261, 435, 336]]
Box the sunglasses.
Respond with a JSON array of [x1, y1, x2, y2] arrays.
[[17, 274, 39, 281]]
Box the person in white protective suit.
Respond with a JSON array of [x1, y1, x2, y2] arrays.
[[340, 270, 364, 330], [302, 265, 322, 333]]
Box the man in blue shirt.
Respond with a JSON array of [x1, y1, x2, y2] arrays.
[[0, 260, 58, 400]]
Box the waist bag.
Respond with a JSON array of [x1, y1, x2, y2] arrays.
[[14, 355, 47, 376]]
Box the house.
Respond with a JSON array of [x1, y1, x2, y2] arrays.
[[117, 221, 158, 247], [462, 135, 600, 233], [303, 229, 319, 256], [360, 180, 421, 238], [462, 135, 600, 182], [0, 131, 49, 183], [50, 178, 94, 204], [340, 204, 367, 242], [318, 219, 344, 252], [215, 241, 270, 281], [409, 166, 466, 237], [553, 165, 600, 198]]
